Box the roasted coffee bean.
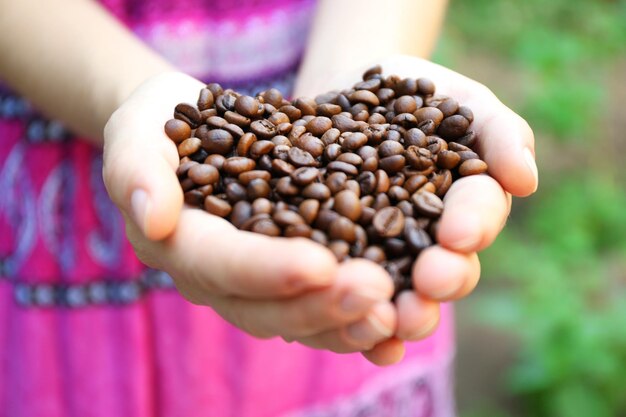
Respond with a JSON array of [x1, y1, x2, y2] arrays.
[[417, 119, 436, 135], [336, 152, 363, 167], [200, 129, 234, 155], [224, 111, 251, 128], [324, 143, 342, 161], [379, 155, 406, 174], [437, 150, 461, 169], [223, 157, 256, 176], [236, 132, 257, 157], [332, 114, 360, 132], [279, 105, 302, 122], [165, 119, 191, 143], [293, 97, 317, 116], [284, 223, 313, 238], [437, 98, 459, 117], [414, 107, 444, 126], [184, 189, 204, 206], [299, 199, 320, 224], [178, 137, 202, 157], [302, 183, 331, 200], [291, 167, 319, 186], [458, 159, 488, 176], [306, 116, 333, 136], [342, 132, 368, 151], [197, 88, 215, 111], [229, 200, 252, 227], [394, 95, 418, 114], [247, 178, 271, 200], [226, 182, 247, 203], [391, 113, 418, 129], [329, 216, 357, 243], [268, 112, 290, 126], [457, 106, 474, 123], [378, 140, 405, 158], [362, 65, 383, 80], [174, 103, 202, 128], [438, 115, 470, 139], [388, 185, 410, 202], [417, 78, 436, 96], [272, 145, 291, 161], [235, 95, 261, 118], [251, 218, 281, 236], [355, 78, 382, 92], [315, 91, 338, 105], [272, 210, 305, 227], [373, 206, 405, 238], [272, 158, 296, 176], [223, 123, 244, 139], [176, 160, 198, 178], [206, 116, 228, 129], [288, 147, 317, 167], [327, 160, 359, 176], [206, 83, 223, 97], [405, 146, 434, 170], [275, 176, 300, 197], [328, 240, 350, 261], [251, 198, 273, 215], [250, 119, 277, 139], [457, 150, 480, 162], [188, 164, 219, 185], [204, 196, 232, 217], [321, 128, 340, 145], [189, 148, 209, 163], [404, 174, 428, 194], [334, 190, 362, 222], [456, 130, 477, 148], [261, 88, 283, 108], [271, 135, 291, 147], [204, 154, 225, 170], [348, 90, 380, 107], [249, 140, 275, 159], [412, 191, 444, 218], [295, 134, 325, 158]]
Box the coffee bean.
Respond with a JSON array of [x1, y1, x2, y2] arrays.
[[206, 116, 228, 129], [299, 199, 320, 224], [391, 113, 418, 129], [272, 159, 296, 176], [404, 174, 428, 194], [328, 240, 350, 261], [224, 111, 251, 128], [355, 78, 382, 92], [250, 119, 277, 139], [188, 164, 219, 185], [272, 209, 305, 227], [327, 160, 359, 176], [332, 114, 360, 132], [200, 129, 234, 155], [204, 196, 232, 217], [396, 78, 418, 96], [288, 147, 317, 167], [437, 150, 461, 169], [165, 119, 191, 143], [236, 132, 257, 157], [417, 78, 435, 96], [178, 137, 202, 157], [456, 130, 477, 148], [457, 106, 474, 123], [251, 218, 281, 236], [223, 157, 256, 176], [246, 178, 271, 200], [373, 206, 405, 238], [412, 191, 444, 218], [334, 190, 362, 221], [414, 107, 444, 126], [261, 88, 283, 108], [437, 98, 459, 118], [234, 95, 261, 118], [324, 143, 342, 161], [348, 90, 380, 107], [295, 134, 325, 158], [249, 140, 275, 159], [438, 115, 470, 139], [379, 155, 406, 174], [394, 96, 418, 114], [457, 150, 480, 162], [197, 88, 215, 111], [321, 128, 340, 145], [291, 167, 319, 186], [306, 116, 333, 136], [362, 65, 383, 80], [378, 140, 405, 158], [459, 159, 488, 176], [388, 185, 410, 202], [206, 83, 223, 97], [226, 182, 247, 203], [329, 216, 357, 243], [293, 97, 317, 116], [302, 183, 331, 200], [174, 103, 202, 128], [275, 176, 300, 197], [357, 171, 377, 195], [251, 198, 273, 215]]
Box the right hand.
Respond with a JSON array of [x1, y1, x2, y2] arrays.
[[102, 72, 405, 363]]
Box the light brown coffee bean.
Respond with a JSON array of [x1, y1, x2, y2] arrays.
[[188, 164, 219, 185], [412, 191, 444, 218], [334, 190, 362, 222], [164, 119, 191, 143], [223, 157, 256, 176], [204, 196, 232, 217], [458, 159, 488, 176], [372, 206, 405, 238]]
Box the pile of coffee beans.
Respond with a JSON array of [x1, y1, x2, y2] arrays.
[[165, 66, 488, 295]]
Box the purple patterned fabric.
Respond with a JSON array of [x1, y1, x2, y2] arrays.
[[0, 1, 457, 416]]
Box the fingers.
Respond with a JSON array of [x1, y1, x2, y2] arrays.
[[394, 291, 440, 340], [437, 174, 511, 253], [103, 72, 206, 240], [204, 259, 394, 339], [296, 302, 396, 353], [361, 338, 406, 366], [412, 246, 481, 301]]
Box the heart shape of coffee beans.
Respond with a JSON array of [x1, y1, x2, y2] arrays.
[[165, 66, 488, 296]]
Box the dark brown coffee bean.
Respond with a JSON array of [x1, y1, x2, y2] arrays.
[[438, 115, 470, 139], [164, 119, 191, 143], [327, 161, 359, 176], [329, 217, 357, 243], [325, 172, 347, 194], [334, 190, 362, 222], [332, 114, 360, 132], [384, 238, 408, 258], [271, 135, 291, 147], [378, 155, 405, 174], [396, 200, 414, 218], [176, 160, 197, 178], [239, 213, 271, 231], [412, 191, 444, 217], [362, 64, 383, 80], [288, 147, 317, 167], [204, 196, 232, 217], [292, 97, 316, 116], [315, 91, 338, 105], [206, 83, 223, 97], [396, 78, 418, 96], [206, 116, 228, 129], [234, 95, 261, 118], [344, 179, 361, 197], [324, 143, 342, 161], [417, 78, 436, 96], [360, 157, 377, 172], [196, 88, 215, 111], [434, 169, 453, 197], [376, 88, 395, 104], [373, 169, 390, 194], [281, 223, 311, 238], [314, 209, 340, 231], [419, 182, 437, 194], [188, 164, 219, 185], [353, 109, 369, 122], [295, 134, 325, 158], [348, 90, 380, 107], [355, 78, 382, 92], [278, 105, 301, 122], [359, 206, 376, 226], [373, 206, 405, 238], [321, 128, 340, 145], [249, 140, 275, 159], [246, 178, 271, 200], [437, 98, 459, 118], [272, 210, 305, 227], [356, 171, 376, 195], [362, 246, 386, 263], [184, 190, 204, 206], [251, 218, 281, 237], [250, 119, 277, 140], [457, 150, 480, 162], [223, 157, 256, 176], [340, 132, 367, 151], [378, 140, 405, 158], [224, 111, 251, 128], [178, 137, 202, 157], [299, 199, 320, 224], [437, 150, 461, 169], [200, 129, 233, 155], [391, 113, 418, 129], [456, 130, 477, 148], [202, 155, 223, 171], [272, 144, 291, 161], [291, 167, 319, 186], [302, 183, 331, 200], [267, 112, 290, 126], [275, 176, 300, 197], [458, 159, 488, 176], [404, 174, 428, 194], [229, 200, 252, 227], [234, 132, 255, 157], [448, 142, 471, 152], [328, 240, 350, 261], [457, 106, 474, 123], [394, 96, 418, 114], [180, 177, 195, 192], [200, 108, 217, 122], [261, 88, 283, 108], [336, 152, 363, 167], [388, 185, 410, 201], [251, 198, 273, 215], [225, 182, 247, 203], [272, 159, 296, 176], [174, 103, 202, 128], [414, 107, 444, 126], [367, 113, 387, 124], [390, 173, 406, 187], [405, 146, 433, 171], [222, 123, 244, 139], [305, 116, 332, 136], [372, 193, 391, 211]]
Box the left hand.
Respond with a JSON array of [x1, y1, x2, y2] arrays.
[[295, 54, 539, 365]]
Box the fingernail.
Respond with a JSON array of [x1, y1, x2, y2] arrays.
[[340, 290, 381, 314], [405, 315, 440, 341], [131, 188, 150, 236], [449, 234, 480, 252], [523, 148, 539, 192], [347, 311, 393, 343]]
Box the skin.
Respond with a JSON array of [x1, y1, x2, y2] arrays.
[[0, 0, 538, 366]]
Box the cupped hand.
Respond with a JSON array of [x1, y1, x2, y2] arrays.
[[295, 54, 538, 365], [103, 72, 398, 360]]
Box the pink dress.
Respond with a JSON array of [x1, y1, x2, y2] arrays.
[[0, 1, 456, 416]]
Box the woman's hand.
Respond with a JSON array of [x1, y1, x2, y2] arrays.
[[295, 55, 538, 365], [103, 72, 399, 361]]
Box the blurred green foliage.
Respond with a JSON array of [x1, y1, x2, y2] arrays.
[[435, 0, 626, 416]]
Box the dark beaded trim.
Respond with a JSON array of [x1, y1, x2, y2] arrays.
[[1, 265, 175, 308]]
